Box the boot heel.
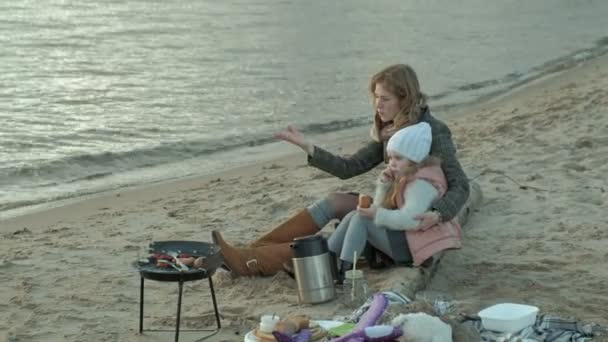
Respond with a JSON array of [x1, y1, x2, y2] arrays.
[[282, 261, 295, 279]]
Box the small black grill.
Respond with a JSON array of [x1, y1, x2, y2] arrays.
[[136, 240, 223, 342]]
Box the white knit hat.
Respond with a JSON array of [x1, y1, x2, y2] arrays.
[[386, 122, 432, 163]]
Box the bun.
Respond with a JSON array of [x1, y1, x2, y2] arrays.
[[358, 194, 372, 208], [274, 320, 297, 335], [253, 329, 277, 342], [253, 314, 311, 341], [286, 315, 309, 330], [273, 315, 310, 334]]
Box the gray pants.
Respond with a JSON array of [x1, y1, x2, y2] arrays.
[[327, 211, 411, 264]]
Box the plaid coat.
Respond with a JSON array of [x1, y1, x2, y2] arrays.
[[308, 110, 469, 222]]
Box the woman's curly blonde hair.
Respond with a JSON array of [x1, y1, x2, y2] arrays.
[[369, 64, 428, 142]]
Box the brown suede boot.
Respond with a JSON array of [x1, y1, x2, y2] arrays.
[[212, 230, 294, 277], [249, 209, 319, 247]]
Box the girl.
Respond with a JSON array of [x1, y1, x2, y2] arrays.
[[328, 122, 462, 282]]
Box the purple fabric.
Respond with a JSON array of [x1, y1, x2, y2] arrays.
[[329, 326, 402, 342], [355, 293, 389, 330], [331, 294, 392, 342], [272, 329, 312, 342]]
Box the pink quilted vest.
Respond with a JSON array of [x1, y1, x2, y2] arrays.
[[395, 166, 462, 266]]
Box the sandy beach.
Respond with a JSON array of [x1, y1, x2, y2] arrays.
[[2, 53, 608, 341]]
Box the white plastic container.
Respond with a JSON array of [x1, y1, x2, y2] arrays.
[[258, 315, 280, 333], [478, 303, 539, 333]]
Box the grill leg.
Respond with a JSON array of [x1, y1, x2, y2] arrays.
[[208, 276, 221, 329], [175, 280, 184, 342], [139, 276, 144, 333]]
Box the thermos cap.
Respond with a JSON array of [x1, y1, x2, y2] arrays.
[[290, 234, 329, 258]]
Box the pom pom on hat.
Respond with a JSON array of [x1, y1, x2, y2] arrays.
[[386, 122, 432, 163]]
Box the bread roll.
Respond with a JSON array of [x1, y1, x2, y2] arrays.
[[290, 315, 310, 330], [253, 329, 277, 342], [358, 194, 372, 208], [274, 314, 309, 333], [274, 320, 297, 335]]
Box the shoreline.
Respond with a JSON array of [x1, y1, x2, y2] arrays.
[[0, 125, 371, 226], [3, 46, 608, 224]]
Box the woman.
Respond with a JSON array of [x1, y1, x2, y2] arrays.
[[212, 64, 470, 277]]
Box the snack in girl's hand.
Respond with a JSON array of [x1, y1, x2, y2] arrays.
[[358, 194, 372, 208]]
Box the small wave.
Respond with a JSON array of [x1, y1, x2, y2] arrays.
[[432, 35, 608, 105], [101, 27, 187, 37], [596, 36, 608, 47], [0, 19, 28, 25], [0, 184, 129, 213], [0, 199, 46, 212], [11, 41, 95, 49], [52, 99, 98, 106], [80, 172, 114, 181], [304, 118, 367, 134], [58, 68, 137, 77], [0, 116, 370, 188]]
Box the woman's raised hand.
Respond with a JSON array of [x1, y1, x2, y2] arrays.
[[274, 125, 314, 155]]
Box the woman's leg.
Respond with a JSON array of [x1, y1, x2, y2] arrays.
[[250, 192, 358, 247], [329, 192, 359, 220], [212, 231, 293, 277], [327, 211, 357, 256], [307, 192, 358, 227]]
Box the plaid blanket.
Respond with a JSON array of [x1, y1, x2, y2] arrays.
[[464, 313, 606, 342], [342, 291, 606, 341]]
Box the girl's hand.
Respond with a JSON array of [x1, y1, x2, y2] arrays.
[[415, 211, 441, 230], [357, 205, 377, 219], [274, 125, 314, 155], [379, 168, 394, 183]]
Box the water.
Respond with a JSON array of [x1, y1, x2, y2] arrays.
[[1, 0, 607, 218]]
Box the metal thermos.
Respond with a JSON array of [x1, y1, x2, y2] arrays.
[[290, 235, 336, 304]]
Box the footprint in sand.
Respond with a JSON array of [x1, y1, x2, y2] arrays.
[[493, 122, 514, 134], [526, 173, 543, 181], [310, 171, 334, 180], [266, 201, 290, 218], [263, 163, 285, 170], [488, 176, 506, 184]]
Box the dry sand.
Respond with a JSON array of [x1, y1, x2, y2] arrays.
[[1, 54, 607, 341]]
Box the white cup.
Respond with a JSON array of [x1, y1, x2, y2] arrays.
[[259, 315, 280, 333]]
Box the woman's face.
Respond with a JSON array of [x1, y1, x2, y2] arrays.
[[374, 82, 401, 123], [387, 150, 414, 178]]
